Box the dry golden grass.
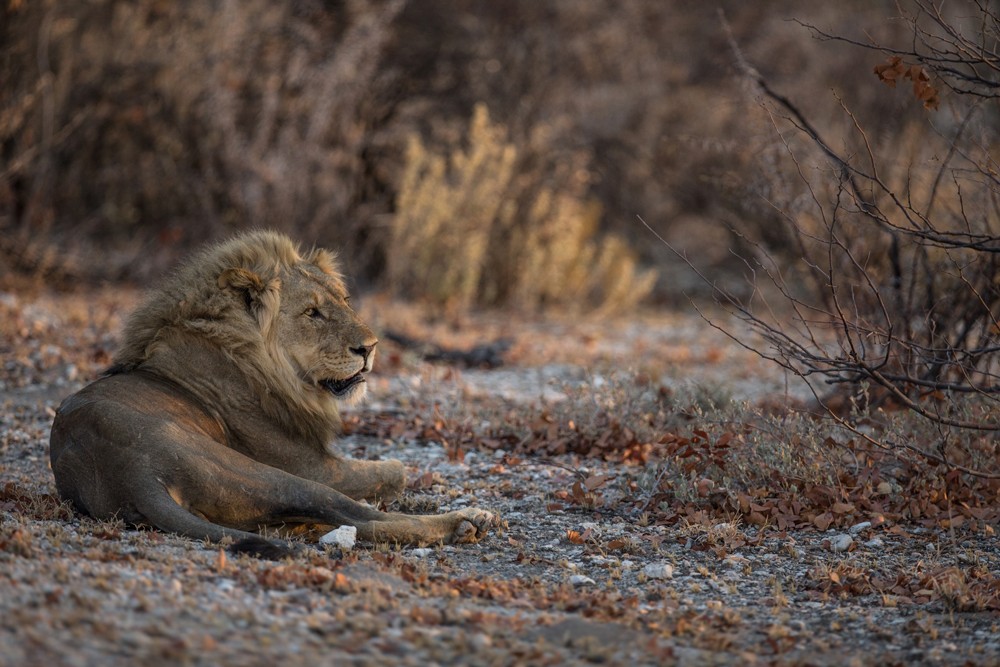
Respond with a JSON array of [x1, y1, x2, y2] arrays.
[[389, 104, 655, 312]]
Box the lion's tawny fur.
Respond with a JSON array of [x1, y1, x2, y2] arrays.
[[112, 230, 348, 444], [49, 230, 499, 554]]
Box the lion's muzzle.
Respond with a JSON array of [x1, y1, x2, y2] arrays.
[[321, 373, 366, 397]]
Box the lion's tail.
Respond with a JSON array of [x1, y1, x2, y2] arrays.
[[133, 487, 296, 560]]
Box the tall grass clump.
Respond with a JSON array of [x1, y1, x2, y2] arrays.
[[388, 104, 656, 312], [0, 0, 401, 281]]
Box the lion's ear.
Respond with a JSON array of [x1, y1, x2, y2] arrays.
[[305, 248, 340, 276], [218, 267, 281, 328]]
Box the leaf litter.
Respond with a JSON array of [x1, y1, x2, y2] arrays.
[[1, 289, 998, 665]]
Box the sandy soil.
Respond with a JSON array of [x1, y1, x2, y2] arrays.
[[1, 289, 997, 666]]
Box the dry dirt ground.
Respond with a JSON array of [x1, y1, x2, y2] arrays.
[[1, 289, 998, 666]]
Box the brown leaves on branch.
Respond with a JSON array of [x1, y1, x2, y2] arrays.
[[874, 56, 939, 109]]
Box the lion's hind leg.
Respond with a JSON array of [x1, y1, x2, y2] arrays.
[[130, 485, 296, 559]]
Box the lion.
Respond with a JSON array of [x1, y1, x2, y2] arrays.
[[49, 231, 499, 557]]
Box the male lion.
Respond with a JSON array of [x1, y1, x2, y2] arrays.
[[49, 231, 498, 556]]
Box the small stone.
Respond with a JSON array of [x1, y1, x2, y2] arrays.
[[828, 534, 853, 552], [410, 548, 434, 557], [569, 574, 596, 586], [319, 525, 357, 550], [864, 537, 884, 549], [642, 562, 674, 580], [723, 555, 748, 569], [876, 481, 892, 495], [848, 521, 872, 534]]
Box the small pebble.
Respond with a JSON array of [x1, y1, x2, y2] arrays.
[[828, 534, 853, 552], [410, 548, 434, 557], [848, 521, 872, 534], [642, 562, 674, 580], [318, 525, 357, 550], [569, 574, 596, 586]]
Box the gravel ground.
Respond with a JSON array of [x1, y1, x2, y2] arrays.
[[1, 289, 998, 666]]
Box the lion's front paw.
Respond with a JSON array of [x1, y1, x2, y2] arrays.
[[447, 507, 500, 544]]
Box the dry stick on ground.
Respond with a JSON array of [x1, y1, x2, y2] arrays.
[[383, 330, 512, 368]]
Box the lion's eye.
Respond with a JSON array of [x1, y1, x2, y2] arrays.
[[305, 307, 323, 319]]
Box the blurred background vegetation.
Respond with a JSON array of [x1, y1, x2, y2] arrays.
[[0, 0, 956, 310]]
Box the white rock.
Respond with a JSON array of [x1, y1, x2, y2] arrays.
[[569, 574, 596, 586], [621, 560, 635, 570], [410, 548, 434, 557], [848, 521, 872, 534], [828, 534, 853, 552], [864, 537, 884, 549], [642, 562, 674, 580], [723, 555, 748, 569], [319, 525, 357, 550]]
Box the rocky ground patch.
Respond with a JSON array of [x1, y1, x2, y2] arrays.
[[1, 289, 998, 666]]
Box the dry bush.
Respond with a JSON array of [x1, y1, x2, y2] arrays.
[[2, 0, 909, 307], [670, 3, 1000, 477], [388, 104, 655, 312], [0, 0, 401, 281]]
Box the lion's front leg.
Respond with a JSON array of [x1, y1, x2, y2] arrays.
[[295, 455, 407, 504], [359, 507, 501, 546], [334, 458, 407, 504]]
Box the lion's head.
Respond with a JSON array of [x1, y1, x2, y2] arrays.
[[111, 231, 377, 440]]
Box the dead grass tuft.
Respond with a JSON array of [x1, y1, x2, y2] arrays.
[[0, 482, 75, 522], [388, 104, 655, 313]]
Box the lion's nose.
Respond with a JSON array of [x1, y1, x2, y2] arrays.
[[351, 342, 377, 364]]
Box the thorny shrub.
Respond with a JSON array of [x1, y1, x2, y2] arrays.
[[698, 4, 1000, 476]]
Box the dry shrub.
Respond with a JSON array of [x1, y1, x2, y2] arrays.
[[1, 0, 916, 306], [0, 0, 401, 280], [388, 104, 655, 312], [694, 3, 1000, 479]]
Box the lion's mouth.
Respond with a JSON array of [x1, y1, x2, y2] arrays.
[[320, 373, 366, 397]]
